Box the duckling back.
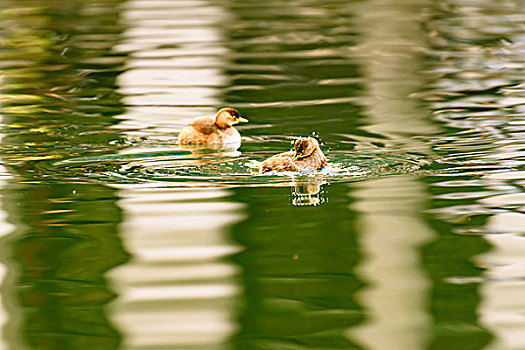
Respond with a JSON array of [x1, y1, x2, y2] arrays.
[[260, 137, 327, 173], [178, 117, 241, 144], [260, 152, 297, 173]]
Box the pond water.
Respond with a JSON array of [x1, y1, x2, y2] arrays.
[[0, 0, 524, 349]]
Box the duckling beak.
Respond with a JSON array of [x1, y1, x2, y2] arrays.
[[236, 116, 249, 123]]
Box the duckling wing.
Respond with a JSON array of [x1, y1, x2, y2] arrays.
[[260, 151, 296, 173], [189, 116, 217, 135]]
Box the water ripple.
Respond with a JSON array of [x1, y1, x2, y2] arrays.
[[51, 147, 422, 187]]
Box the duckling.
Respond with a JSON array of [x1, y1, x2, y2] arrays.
[[261, 137, 327, 173], [178, 108, 248, 145]]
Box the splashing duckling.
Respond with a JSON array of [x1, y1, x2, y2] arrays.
[[261, 137, 327, 173], [178, 108, 248, 145]]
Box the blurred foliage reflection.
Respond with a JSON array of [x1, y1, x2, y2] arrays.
[[0, 0, 128, 349]]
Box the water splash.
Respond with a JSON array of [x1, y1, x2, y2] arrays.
[[52, 147, 423, 188]]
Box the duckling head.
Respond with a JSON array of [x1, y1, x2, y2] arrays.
[[293, 137, 320, 160], [215, 108, 248, 128]]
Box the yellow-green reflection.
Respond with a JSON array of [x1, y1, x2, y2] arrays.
[[0, 0, 129, 348]]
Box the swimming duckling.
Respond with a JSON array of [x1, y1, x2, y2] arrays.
[[261, 137, 327, 173], [178, 108, 248, 145]]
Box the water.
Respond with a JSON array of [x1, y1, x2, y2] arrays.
[[0, 0, 524, 349]]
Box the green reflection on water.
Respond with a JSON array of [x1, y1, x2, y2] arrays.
[[0, 0, 129, 348], [228, 184, 365, 349], [0, 0, 521, 348], [220, 1, 374, 149], [0, 0, 126, 171], [221, 5, 367, 345], [422, 175, 494, 349], [0, 184, 128, 349]]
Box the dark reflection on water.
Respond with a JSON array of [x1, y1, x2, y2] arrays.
[[220, 5, 368, 346], [0, 0, 129, 348], [229, 184, 364, 349], [0, 184, 128, 349], [421, 184, 493, 350], [220, 0, 370, 152]]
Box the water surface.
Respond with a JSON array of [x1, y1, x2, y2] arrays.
[[1, 0, 525, 349]]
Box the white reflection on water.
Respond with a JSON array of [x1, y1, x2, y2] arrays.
[[347, 0, 435, 347], [350, 178, 433, 348], [479, 170, 525, 349], [350, 0, 440, 154], [113, 0, 228, 137], [108, 0, 243, 348], [109, 187, 244, 349]]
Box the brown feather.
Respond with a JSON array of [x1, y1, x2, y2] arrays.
[[188, 116, 218, 135], [178, 108, 245, 145], [260, 151, 297, 173], [260, 138, 327, 173]]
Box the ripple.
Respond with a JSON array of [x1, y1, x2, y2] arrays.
[[53, 148, 422, 187]]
